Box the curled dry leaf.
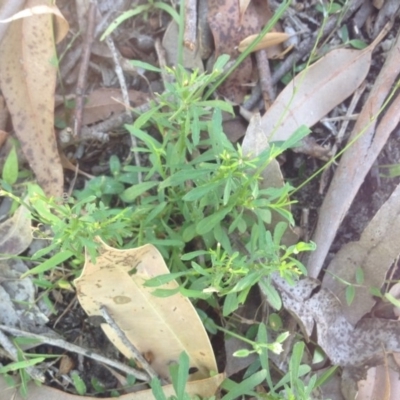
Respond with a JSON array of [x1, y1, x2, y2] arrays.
[[238, 31, 289, 53], [0, 0, 69, 197], [0, 205, 32, 259], [0, 4, 69, 43], [75, 239, 218, 385], [323, 182, 400, 326]]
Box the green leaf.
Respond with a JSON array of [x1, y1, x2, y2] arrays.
[[0, 357, 45, 373], [221, 370, 267, 400], [71, 372, 87, 396], [130, 60, 161, 73], [2, 145, 18, 185], [170, 352, 189, 399], [144, 271, 188, 287], [384, 293, 400, 309], [183, 181, 222, 201], [120, 181, 159, 202], [255, 208, 272, 224], [181, 250, 208, 260], [223, 292, 239, 316], [233, 349, 252, 358], [212, 54, 230, 72], [21, 250, 74, 277], [100, 7, 150, 40], [153, 2, 180, 23], [345, 285, 355, 305], [150, 377, 168, 400], [109, 155, 121, 176], [159, 168, 211, 189], [196, 207, 231, 235], [355, 267, 364, 284], [258, 279, 282, 310]]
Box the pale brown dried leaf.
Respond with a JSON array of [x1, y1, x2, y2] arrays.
[[0, 205, 32, 259], [306, 24, 400, 278], [0, 4, 68, 43], [323, 182, 400, 326], [260, 45, 375, 143], [0, 374, 225, 400], [238, 31, 289, 53], [0, 0, 69, 197], [75, 239, 218, 383], [81, 88, 149, 126]]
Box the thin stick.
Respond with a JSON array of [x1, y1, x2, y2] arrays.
[[0, 330, 45, 382], [184, 0, 197, 51], [105, 36, 142, 182], [0, 325, 150, 382], [74, 0, 97, 137], [100, 305, 160, 381], [255, 49, 275, 110]]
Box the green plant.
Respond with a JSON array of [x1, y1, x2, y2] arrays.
[[0, 5, 319, 396], [325, 267, 364, 305], [0, 337, 60, 398]]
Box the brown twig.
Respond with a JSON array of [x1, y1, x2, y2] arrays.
[[184, 0, 197, 51], [0, 324, 150, 381], [255, 49, 275, 110], [100, 305, 161, 382]]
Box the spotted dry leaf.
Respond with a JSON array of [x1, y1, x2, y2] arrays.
[[75, 239, 218, 384], [0, 0, 69, 197]]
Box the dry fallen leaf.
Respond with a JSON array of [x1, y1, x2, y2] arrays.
[[238, 31, 290, 53], [162, 20, 204, 72], [322, 181, 400, 326], [0, 373, 225, 400], [75, 239, 218, 384], [80, 88, 149, 126], [306, 23, 400, 278], [0, 0, 69, 197], [0, 204, 32, 260], [259, 27, 388, 143]]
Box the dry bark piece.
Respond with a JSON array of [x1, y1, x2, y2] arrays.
[[75, 239, 218, 383]]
